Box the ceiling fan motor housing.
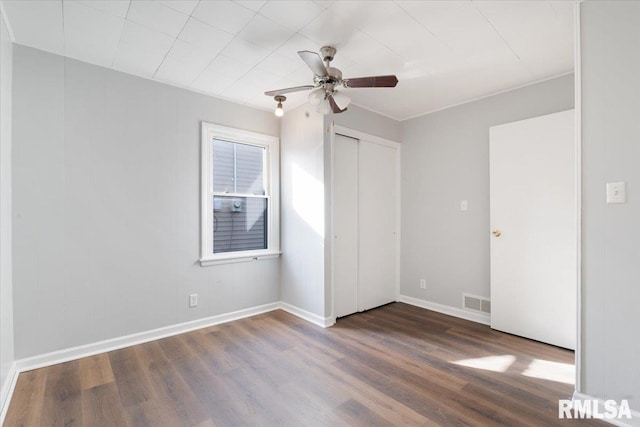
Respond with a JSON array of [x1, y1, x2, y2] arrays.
[[327, 67, 342, 80], [315, 67, 343, 88]]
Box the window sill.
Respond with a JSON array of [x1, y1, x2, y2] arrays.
[[199, 251, 281, 267]]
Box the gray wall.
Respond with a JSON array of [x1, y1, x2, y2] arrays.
[[332, 104, 401, 143], [280, 104, 326, 317], [581, 1, 640, 411], [12, 45, 280, 358], [0, 11, 14, 389], [400, 74, 574, 308]]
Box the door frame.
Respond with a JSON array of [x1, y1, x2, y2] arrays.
[[330, 125, 401, 321], [573, 1, 583, 393]]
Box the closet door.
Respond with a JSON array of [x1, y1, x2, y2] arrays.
[[332, 134, 359, 318], [357, 140, 398, 311]]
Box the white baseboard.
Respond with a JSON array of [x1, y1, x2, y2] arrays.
[[13, 302, 336, 373], [0, 297, 490, 422], [280, 302, 335, 328], [0, 300, 334, 423], [0, 363, 19, 426], [572, 391, 640, 426], [5, 298, 638, 427], [0, 302, 282, 425], [15, 302, 282, 373], [399, 294, 491, 325]]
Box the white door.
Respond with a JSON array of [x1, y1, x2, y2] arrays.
[[333, 134, 359, 318], [332, 134, 399, 317], [490, 110, 576, 349], [358, 140, 398, 311]]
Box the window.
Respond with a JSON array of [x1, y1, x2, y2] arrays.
[[201, 122, 280, 266]]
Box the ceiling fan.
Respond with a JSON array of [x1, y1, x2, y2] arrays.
[[265, 46, 399, 115]]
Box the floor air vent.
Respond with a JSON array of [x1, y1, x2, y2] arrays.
[[463, 293, 491, 314]]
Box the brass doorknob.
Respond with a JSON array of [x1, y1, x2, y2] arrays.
[[492, 230, 502, 237]]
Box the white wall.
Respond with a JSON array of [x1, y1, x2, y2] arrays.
[[580, 1, 640, 411], [280, 104, 327, 317], [12, 46, 280, 359], [400, 74, 574, 309], [0, 9, 14, 391]]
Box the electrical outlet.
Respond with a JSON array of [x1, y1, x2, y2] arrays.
[[420, 279, 426, 289], [189, 294, 198, 308]]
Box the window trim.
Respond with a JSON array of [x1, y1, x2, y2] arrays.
[[200, 122, 280, 266]]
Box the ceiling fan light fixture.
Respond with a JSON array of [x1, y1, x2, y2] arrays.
[[274, 95, 286, 117], [332, 91, 351, 110], [308, 87, 325, 106], [316, 99, 331, 115]]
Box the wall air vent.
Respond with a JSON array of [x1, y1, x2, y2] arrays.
[[463, 293, 491, 314]]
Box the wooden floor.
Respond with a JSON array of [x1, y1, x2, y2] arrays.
[[4, 303, 604, 426]]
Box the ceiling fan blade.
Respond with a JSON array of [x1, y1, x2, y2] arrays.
[[344, 75, 399, 88], [298, 50, 328, 77], [264, 85, 316, 96], [332, 91, 351, 110], [328, 95, 347, 114]]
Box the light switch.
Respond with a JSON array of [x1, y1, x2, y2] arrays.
[[460, 200, 468, 211], [606, 182, 626, 204]]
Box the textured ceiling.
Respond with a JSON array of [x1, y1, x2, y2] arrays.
[[1, 0, 575, 120]]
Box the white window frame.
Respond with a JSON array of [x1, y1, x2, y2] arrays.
[[200, 122, 280, 266]]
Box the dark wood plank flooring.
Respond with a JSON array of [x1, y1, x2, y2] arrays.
[[4, 303, 604, 426]]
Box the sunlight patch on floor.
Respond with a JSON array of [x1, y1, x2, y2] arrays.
[[452, 355, 516, 373], [452, 355, 575, 385], [522, 359, 575, 385]]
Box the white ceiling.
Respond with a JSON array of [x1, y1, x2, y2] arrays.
[[0, 0, 575, 120]]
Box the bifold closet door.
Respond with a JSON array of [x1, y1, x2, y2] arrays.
[[357, 140, 398, 312], [332, 134, 359, 318], [333, 135, 398, 318]]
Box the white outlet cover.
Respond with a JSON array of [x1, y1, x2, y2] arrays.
[[189, 294, 198, 307], [606, 182, 626, 204], [460, 200, 468, 211]]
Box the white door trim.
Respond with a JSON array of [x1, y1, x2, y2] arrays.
[[334, 126, 399, 149], [573, 0, 583, 393]]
